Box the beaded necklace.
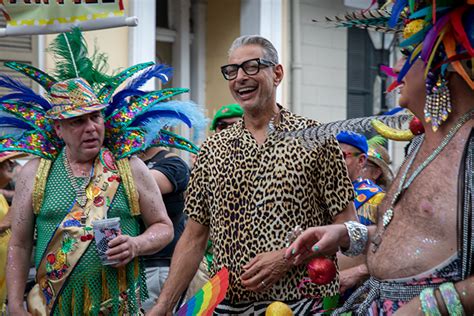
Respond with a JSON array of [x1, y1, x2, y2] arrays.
[[371, 109, 473, 253], [63, 149, 93, 207]]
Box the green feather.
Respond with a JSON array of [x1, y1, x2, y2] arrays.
[[49, 28, 111, 88], [368, 135, 387, 147]]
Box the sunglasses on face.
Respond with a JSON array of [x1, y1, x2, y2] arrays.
[[215, 120, 237, 131], [220, 58, 275, 80], [342, 151, 362, 159]]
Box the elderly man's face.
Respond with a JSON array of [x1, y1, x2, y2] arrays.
[[54, 111, 105, 161], [226, 44, 282, 111]]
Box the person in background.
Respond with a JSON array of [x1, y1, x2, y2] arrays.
[[363, 136, 394, 191], [0, 152, 25, 312], [139, 147, 190, 311], [210, 103, 244, 133], [336, 131, 385, 300]]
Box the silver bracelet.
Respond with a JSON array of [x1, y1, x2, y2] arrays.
[[340, 221, 368, 257]]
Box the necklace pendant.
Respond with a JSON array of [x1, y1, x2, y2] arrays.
[[382, 208, 394, 228]]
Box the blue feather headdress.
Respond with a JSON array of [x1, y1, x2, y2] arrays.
[[0, 28, 206, 159]]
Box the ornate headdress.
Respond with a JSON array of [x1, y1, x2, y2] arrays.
[[323, 0, 474, 132], [0, 28, 206, 160]]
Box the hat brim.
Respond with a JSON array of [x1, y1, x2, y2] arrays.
[[367, 156, 393, 187], [46, 103, 108, 120]]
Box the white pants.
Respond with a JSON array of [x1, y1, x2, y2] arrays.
[[141, 265, 170, 312]]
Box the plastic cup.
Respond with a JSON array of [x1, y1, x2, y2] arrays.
[[92, 217, 121, 265]]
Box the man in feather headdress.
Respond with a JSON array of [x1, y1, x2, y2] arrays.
[[1, 29, 204, 315], [286, 0, 474, 315], [6, 76, 174, 315]]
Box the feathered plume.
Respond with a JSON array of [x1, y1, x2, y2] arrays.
[[367, 135, 387, 147], [277, 113, 412, 149], [4, 62, 57, 91], [0, 74, 40, 96], [49, 27, 111, 86], [0, 74, 51, 110], [98, 62, 155, 103], [105, 89, 147, 118], [314, 9, 402, 34], [126, 63, 173, 90], [138, 100, 208, 146]]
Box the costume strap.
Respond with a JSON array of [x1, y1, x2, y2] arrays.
[[33, 159, 52, 215], [29, 149, 121, 314], [116, 158, 140, 216]]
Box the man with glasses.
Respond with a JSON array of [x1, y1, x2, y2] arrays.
[[149, 35, 357, 315]]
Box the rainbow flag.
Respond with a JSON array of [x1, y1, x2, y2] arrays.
[[176, 267, 229, 316]]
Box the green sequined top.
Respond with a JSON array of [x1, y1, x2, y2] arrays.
[[35, 150, 147, 315]]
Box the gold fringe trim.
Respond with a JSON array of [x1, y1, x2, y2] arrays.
[[116, 158, 140, 216], [32, 159, 52, 215], [57, 296, 63, 314], [70, 287, 76, 315], [102, 269, 110, 302], [83, 281, 92, 314], [118, 266, 127, 294], [134, 257, 139, 279]]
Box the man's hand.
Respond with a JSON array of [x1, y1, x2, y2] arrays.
[[285, 224, 348, 265], [145, 301, 174, 316], [240, 249, 291, 292], [106, 234, 139, 267]]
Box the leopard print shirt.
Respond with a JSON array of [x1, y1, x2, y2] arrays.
[[185, 107, 355, 303]]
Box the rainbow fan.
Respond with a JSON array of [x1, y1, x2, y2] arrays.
[[176, 267, 229, 316]]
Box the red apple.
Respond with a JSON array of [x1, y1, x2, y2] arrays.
[[307, 257, 337, 285], [409, 116, 425, 135]]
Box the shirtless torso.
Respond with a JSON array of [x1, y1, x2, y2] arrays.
[[368, 122, 473, 279]]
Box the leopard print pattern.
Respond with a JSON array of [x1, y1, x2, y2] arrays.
[[185, 107, 355, 303]]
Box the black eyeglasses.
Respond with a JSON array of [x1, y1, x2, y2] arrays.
[[220, 58, 275, 80]]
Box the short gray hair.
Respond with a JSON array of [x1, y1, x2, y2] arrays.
[[228, 35, 279, 64]]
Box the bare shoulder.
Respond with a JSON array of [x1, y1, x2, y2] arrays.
[[16, 158, 41, 188], [128, 155, 148, 170], [128, 156, 158, 191]]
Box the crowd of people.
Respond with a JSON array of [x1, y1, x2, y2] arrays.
[[0, 0, 472, 315]]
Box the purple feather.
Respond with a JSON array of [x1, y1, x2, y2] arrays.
[[126, 64, 174, 91], [420, 13, 450, 62], [0, 93, 51, 111], [0, 75, 39, 95], [0, 117, 34, 130], [105, 89, 146, 117]]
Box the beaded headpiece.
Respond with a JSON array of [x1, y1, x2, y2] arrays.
[[0, 28, 206, 160]]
